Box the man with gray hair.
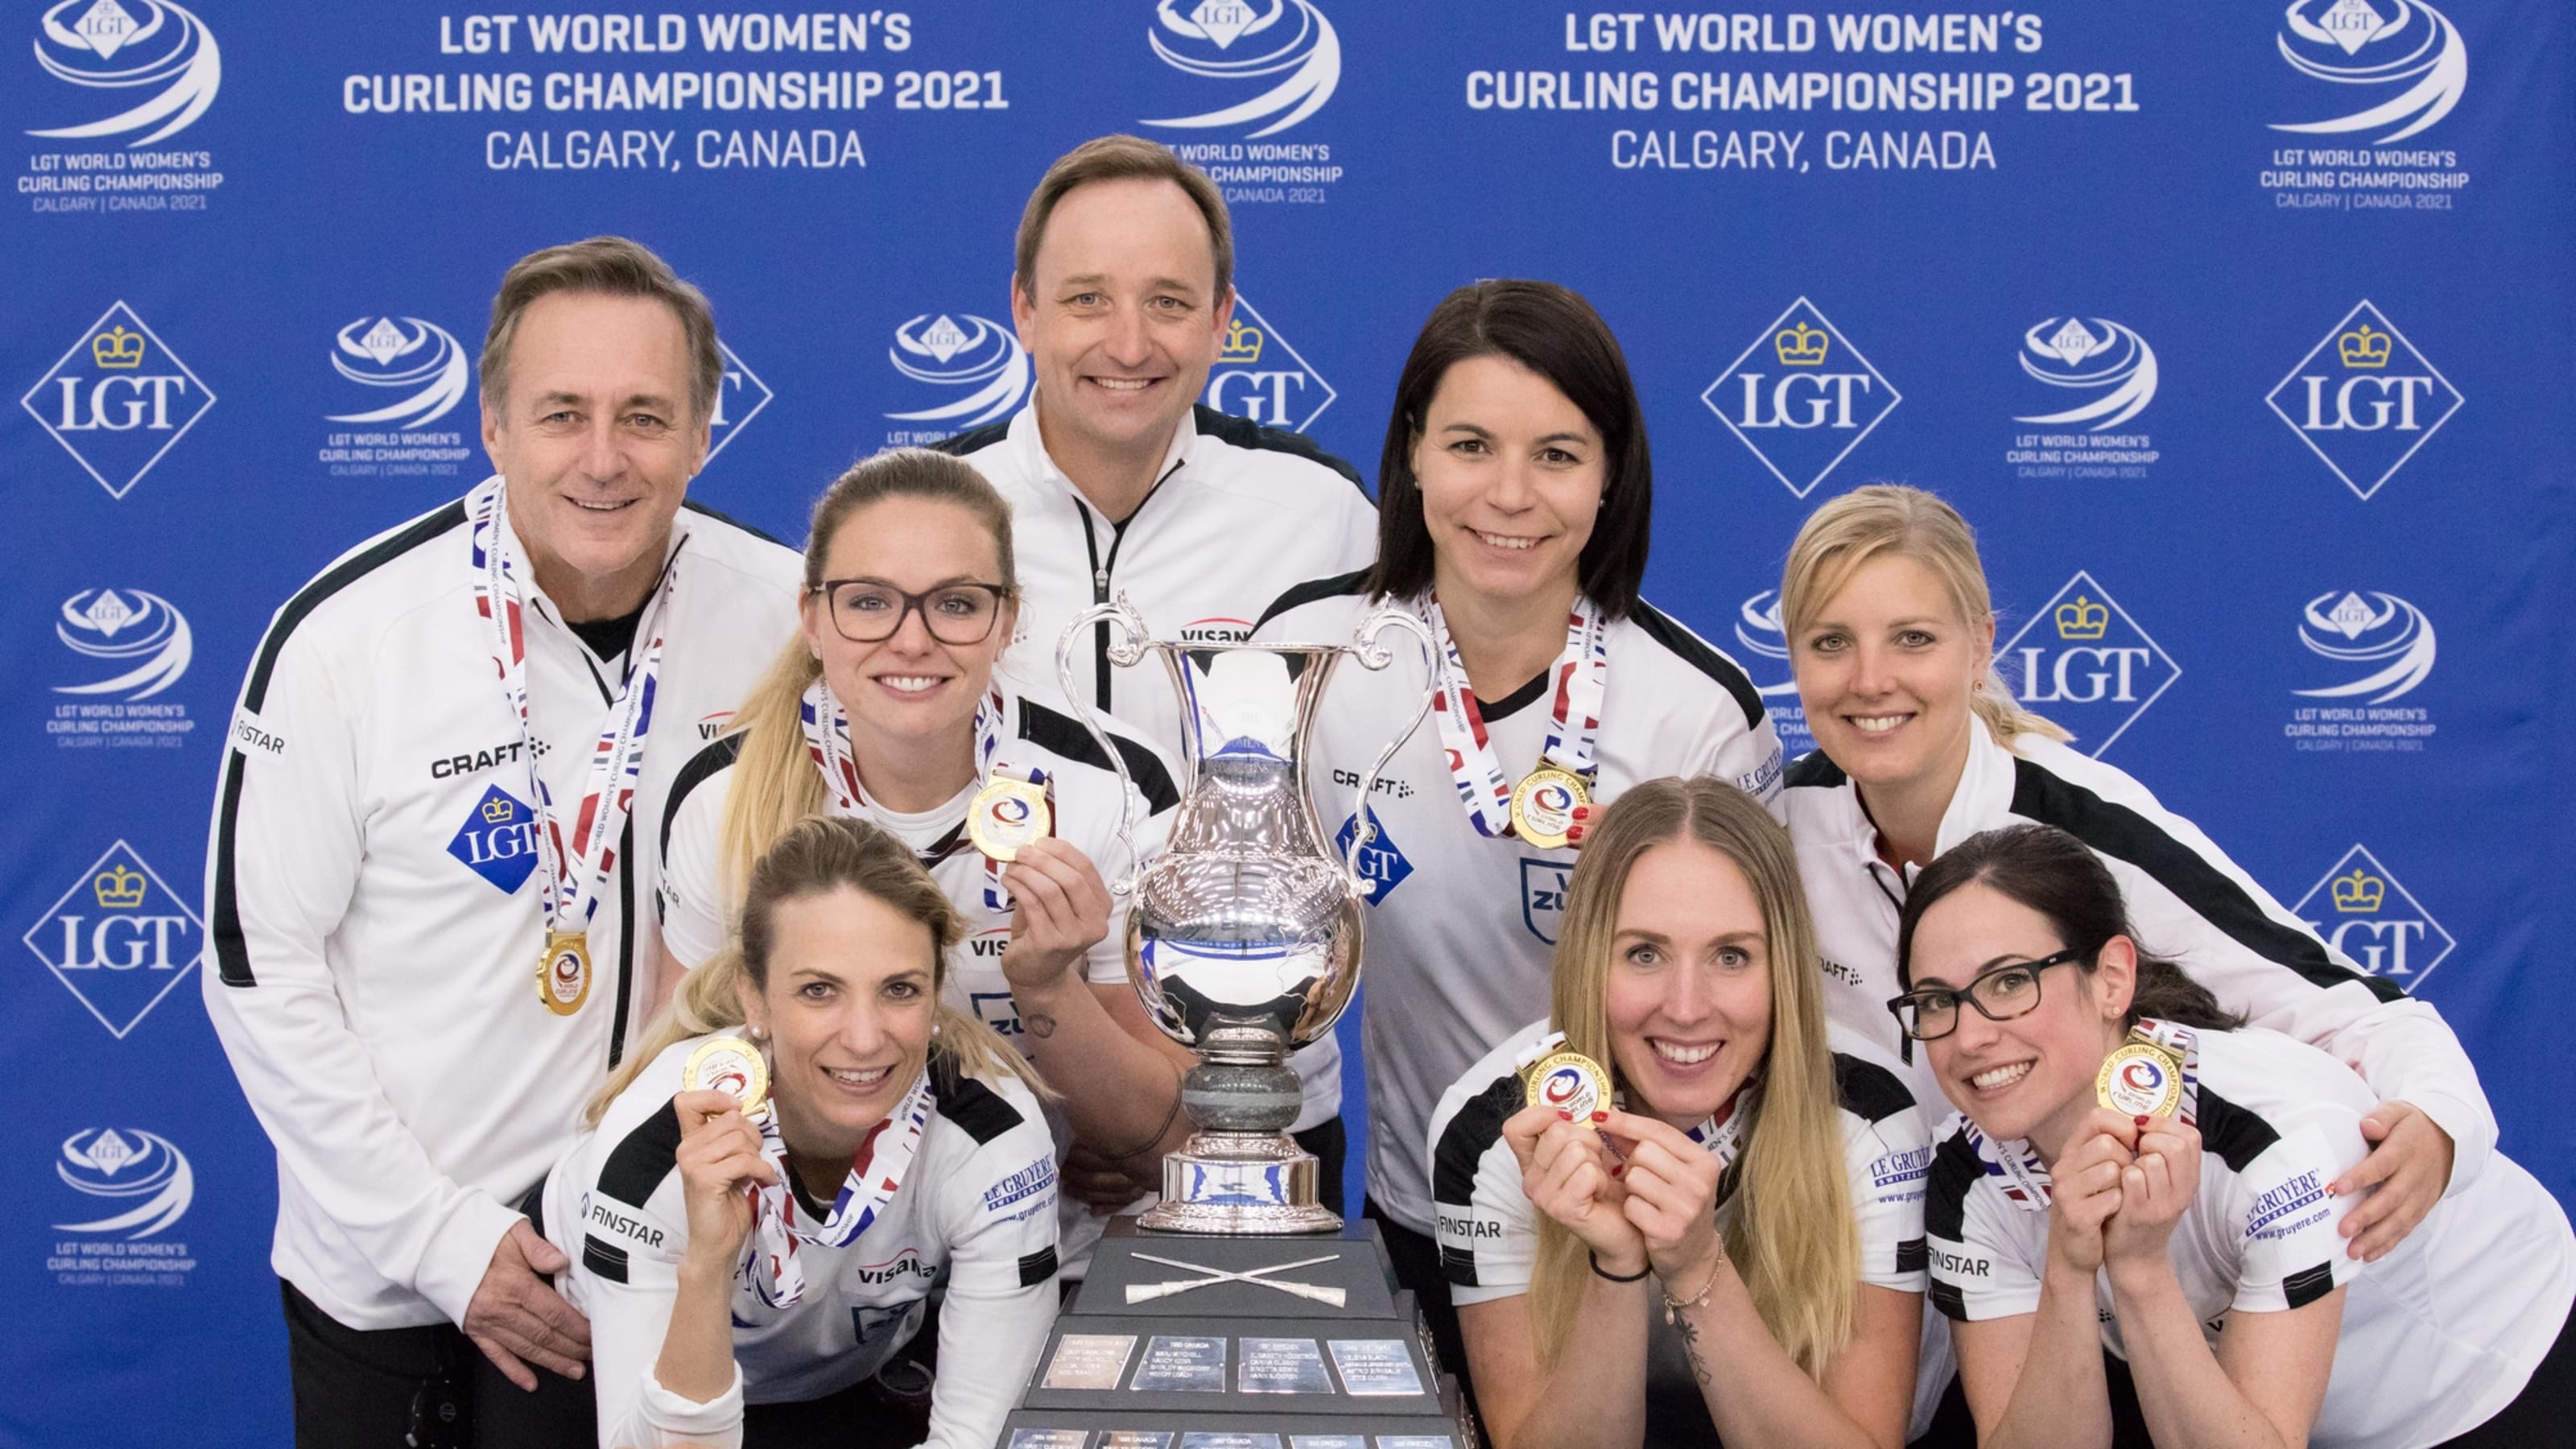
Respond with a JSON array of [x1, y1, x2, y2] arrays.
[[204, 236, 799, 1443]]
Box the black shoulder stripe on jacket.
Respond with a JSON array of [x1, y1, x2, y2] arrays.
[[1631, 601, 1766, 729], [1191, 403, 1368, 492], [679, 497, 786, 547], [582, 1235, 631, 1284], [1784, 750, 1847, 790], [1430, 1071, 1525, 1289], [213, 501, 469, 989], [1016, 700, 1182, 816], [1252, 568, 1375, 634], [2281, 1261, 2337, 1311], [927, 417, 1012, 456], [1832, 1052, 1917, 1125], [930, 1054, 1025, 1146], [599, 1100, 686, 1211], [2193, 1084, 2282, 1175], [1018, 1246, 1059, 1288], [2008, 758, 2403, 1003], [1924, 1124, 1985, 1244], [661, 732, 746, 866]]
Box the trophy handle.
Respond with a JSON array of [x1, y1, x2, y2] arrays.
[[1055, 594, 1152, 897], [1341, 605, 1438, 891]]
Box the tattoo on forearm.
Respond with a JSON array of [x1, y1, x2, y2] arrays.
[[1026, 1013, 1057, 1038], [1672, 1310, 1715, 1388]]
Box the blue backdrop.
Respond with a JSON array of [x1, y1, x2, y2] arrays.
[[5, 2, 2566, 1443]]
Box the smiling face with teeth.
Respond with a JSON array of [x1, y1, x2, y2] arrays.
[[1791, 551, 1992, 811], [799, 495, 1017, 776], [1909, 881, 2136, 1163], [1600, 839, 1775, 1129], [740, 885, 941, 1175], [1413, 353, 1608, 621]]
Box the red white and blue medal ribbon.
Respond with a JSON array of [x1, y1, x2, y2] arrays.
[[741, 1063, 934, 1309], [1422, 594, 1609, 840], [2129, 1018, 2202, 1127], [1964, 1022, 2200, 1215], [467, 477, 680, 960], [798, 679, 1022, 910]]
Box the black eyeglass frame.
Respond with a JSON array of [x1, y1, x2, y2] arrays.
[[1885, 948, 2084, 1042], [809, 577, 1010, 646]]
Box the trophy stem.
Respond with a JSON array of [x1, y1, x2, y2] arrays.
[[1139, 1025, 1340, 1234]]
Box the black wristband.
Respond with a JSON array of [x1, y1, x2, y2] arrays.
[[1588, 1250, 1651, 1282]]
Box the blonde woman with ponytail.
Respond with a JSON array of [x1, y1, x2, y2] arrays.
[[548, 815, 1059, 1449], [1427, 778, 1930, 1449], [1777, 485, 2492, 1271], [654, 448, 1201, 1268]]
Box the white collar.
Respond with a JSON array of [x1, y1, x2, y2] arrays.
[[1009, 396, 1199, 514], [1825, 712, 2018, 879], [484, 472, 691, 632]]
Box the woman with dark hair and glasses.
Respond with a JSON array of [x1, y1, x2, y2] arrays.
[[1255, 281, 1784, 1397], [1900, 823, 2572, 1449], [656, 448, 1195, 1274]]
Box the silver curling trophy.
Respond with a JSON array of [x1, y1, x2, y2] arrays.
[[1060, 596, 1435, 1233]]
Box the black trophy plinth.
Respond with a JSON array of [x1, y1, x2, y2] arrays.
[[994, 1217, 1476, 1449]]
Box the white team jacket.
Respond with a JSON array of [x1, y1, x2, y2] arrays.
[[1783, 714, 2498, 1195], [203, 482, 800, 1330]]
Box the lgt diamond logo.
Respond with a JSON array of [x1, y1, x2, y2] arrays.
[[2265, 301, 2460, 501], [1203, 292, 1336, 432], [21, 302, 217, 499], [704, 340, 771, 466], [1335, 808, 1412, 905], [1701, 297, 1900, 497], [1996, 571, 2180, 758], [21, 840, 203, 1038], [447, 784, 540, 894], [2292, 843, 2454, 985]]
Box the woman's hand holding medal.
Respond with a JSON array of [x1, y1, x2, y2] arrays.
[[2103, 1116, 2202, 1277], [1502, 1101, 1645, 1273], [671, 1088, 775, 1269], [997, 837, 1113, 993], [1596, 1108, 1727, 1295]]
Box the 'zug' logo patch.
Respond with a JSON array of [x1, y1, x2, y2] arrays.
[[446, 783, 538, 894], [1521, 857, 1571, 944]]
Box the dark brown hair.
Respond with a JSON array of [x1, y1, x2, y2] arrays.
[[480, 235, 721, 421], [1366, 280, 1652, 617], [1897, 824, 2243, 1031], [1013, 134, 1233, 302]]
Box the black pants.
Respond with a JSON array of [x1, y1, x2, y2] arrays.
[[280, 1279, 595, 1449], [1366, 1199, 1480, 1430]]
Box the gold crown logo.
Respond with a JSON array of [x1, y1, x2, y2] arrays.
[[2054, 594, 2108, 641], [93, 865, 147, 910], [2338, 324, 2391, 369], [91, 325, 147, 369], [1774, 322, 1829, 367], [481, 796, 516, 824], [2331, 868, 2384, 913], [1218, 317, 1264, 365]]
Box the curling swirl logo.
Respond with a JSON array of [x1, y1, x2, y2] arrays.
[[2295, 591, 2435, 704], [29, 0, 222, 147], [885, 313, 1030, 439], [56, 587, 189, 700], [328, 317, 469, 431], [2272, 0, 2466, 144], [55, 1128, 192, 1237], [1144, 0, 1341, 138], [2015, 317, 2158, 431]]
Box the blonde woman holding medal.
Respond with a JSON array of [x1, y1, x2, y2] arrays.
[[1901, 824, 2573, 1449], [1426, 778, 1930, 1449], [1257, 282, 1785, 1392], [655, 448, 1196, 1264], [551, 815, 1060, 1448], [1779, 485, 2494, 1266]]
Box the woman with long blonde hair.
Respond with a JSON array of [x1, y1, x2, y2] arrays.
[[1777, 484, 2491, 1265], [654, 448, 1200, 1257], [548, 815, 1059, 1448], [1428, 778, 1928, 1448]]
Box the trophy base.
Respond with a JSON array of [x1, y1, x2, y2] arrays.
[[1141, 1130, 1340, 1234]]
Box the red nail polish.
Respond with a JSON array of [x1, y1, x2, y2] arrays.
[[1611, 1165, 1624, 1178], [1591, 1110, 1608, 1124], [2135, 1116, 2149, 1127], [1557, 1108, 1573, 1121]]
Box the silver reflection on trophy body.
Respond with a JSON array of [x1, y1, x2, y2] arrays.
[[1063, 597, 1434, 1232]]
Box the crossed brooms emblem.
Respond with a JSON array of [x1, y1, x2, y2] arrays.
[[1123, 1252, 1348, 1307]]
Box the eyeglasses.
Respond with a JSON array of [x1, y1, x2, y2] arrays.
[[1885, 949, 2082, 1042], [811, 579, 1008, 646]]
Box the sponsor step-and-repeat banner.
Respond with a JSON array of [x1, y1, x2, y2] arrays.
[[3, 2, 2567, 1443]]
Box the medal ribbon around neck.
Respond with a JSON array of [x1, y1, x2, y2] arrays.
[[798, 679, 1023, 908], [741, 1063, 935, 1309], [468, 477, 681, 947], [1967, 1021, 2204, 1215], [2128, 1018, 2203, 1127], [1422, 594, 1609, 840]]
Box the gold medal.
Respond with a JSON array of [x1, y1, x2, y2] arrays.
[[1523, 1048, 1612, 1120], [967, 773, 1052, 862], [683, 1035, 770, 1119], [537, 930, 589, 1016], [2097, 1038, 2184, 1117], [1509, 766, 1589, 850]]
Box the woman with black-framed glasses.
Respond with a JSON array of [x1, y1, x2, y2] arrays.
[[1901, 824, 2573, 1449], [651, 448, 1203, 1299]]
